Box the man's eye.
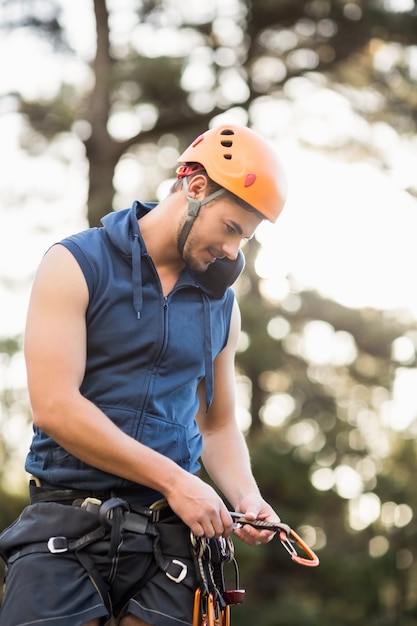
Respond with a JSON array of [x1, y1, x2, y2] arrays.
[[226, 225, 235, 234]]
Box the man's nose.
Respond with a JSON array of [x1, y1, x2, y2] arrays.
[[221, 241, 240, 261]]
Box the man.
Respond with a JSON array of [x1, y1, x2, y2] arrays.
[[0, 124, 287, 626]]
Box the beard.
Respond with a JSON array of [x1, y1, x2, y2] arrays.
[[177, 219, 210, 273], [179, 229, 214, 273], [181, 243, 211, 274]]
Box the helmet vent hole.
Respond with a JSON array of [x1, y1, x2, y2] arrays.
[[221, 140, 233, 148], [223, 154, 232, 160], [220, 129, 235, 136]]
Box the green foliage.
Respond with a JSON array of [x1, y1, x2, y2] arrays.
[[0, 491, 28, 533], [19, 87, 81, 141], [232, 433, 417, 625]]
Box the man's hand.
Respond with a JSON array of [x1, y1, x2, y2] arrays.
[[165, 472, 234, 538], [232, 495, 280, 546]]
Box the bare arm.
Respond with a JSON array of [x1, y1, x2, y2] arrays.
[[24, 244, 232, 537], [196, 298, 280, 544]]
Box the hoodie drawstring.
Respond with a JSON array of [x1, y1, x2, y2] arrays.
[[202, 293, 214, 412], [131, 203, 144, 319]]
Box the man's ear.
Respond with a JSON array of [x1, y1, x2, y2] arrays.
[[186, 174, 209, 198]]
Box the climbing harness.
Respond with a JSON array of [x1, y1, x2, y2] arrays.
[[0, 490, 319, 625], [0, 496, 192, 618]]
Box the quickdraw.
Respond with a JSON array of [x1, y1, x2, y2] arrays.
[[230, 512, 320, 567], [191, 533, 244, 626]]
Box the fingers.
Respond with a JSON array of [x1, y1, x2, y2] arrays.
[[232, 498, 281, 546], [189, 507, 234, 538], [233, 524, 276, 545], [166, 475, 234, 538]]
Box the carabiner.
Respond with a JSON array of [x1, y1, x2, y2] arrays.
[[279, 527, 319, 567], [193, 588, 202, 626], [213, 595, 230, 626], [194, 587, 231, 626], [193, 589, 212, 626]]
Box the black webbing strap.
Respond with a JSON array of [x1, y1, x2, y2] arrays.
[[28, 481, 149, 505], [7, 524, 108, 564], [75, 549, 112, 615]]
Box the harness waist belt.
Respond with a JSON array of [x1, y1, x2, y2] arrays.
[[29, 480, 172, 523]]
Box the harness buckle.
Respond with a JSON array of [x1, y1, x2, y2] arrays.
[[47, 536, 69, 554], [166, 559, 188, 583]]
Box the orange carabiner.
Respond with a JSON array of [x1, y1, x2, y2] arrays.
[[193, 588, 202, 626], [194, 589, 220, 626], [278, 527, 319, 567], [222, 604, 230, 626]]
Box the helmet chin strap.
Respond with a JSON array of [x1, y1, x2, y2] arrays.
[[177, 178, 225, 255]]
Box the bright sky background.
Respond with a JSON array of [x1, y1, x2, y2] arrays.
[[257, 146, 417, 313]]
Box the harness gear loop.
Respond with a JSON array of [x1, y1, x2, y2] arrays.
[[98, 496, 130, 557]]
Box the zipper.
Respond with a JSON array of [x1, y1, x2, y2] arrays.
[[138, 253, 196, 416], [138, 293, 169, 421]]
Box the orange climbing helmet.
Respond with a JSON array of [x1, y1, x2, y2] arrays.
[[177, 124, 287, 222]]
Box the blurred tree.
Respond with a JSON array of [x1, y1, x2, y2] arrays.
[[0, 337, 31, 492], [1, 0, 416, 225]]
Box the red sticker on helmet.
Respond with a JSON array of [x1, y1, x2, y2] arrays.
[[244, 173, 257, 187]]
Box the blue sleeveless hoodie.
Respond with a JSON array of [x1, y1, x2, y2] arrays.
[[25, 201, 244, 501]]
